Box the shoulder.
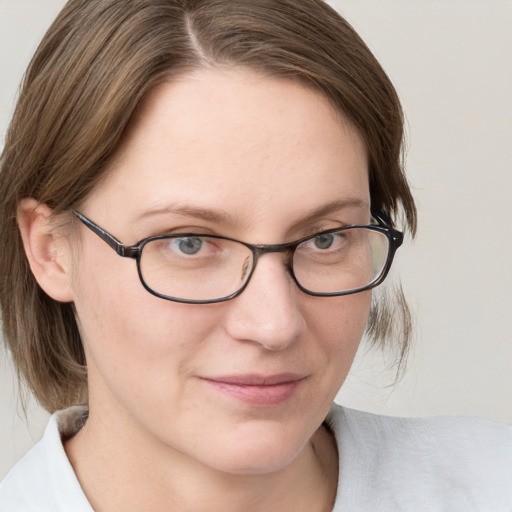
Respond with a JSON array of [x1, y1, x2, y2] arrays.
[[327, 403, 512, 511], [0, 432, 50, 512], [0, 406, 92, 512], [328, 403, 512, 460]]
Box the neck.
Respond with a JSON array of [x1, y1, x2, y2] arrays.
[[65, 404, 338, 512]]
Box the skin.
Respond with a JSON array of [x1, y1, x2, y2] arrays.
[[19, 68, 371, 512]]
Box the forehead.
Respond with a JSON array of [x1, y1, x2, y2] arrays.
[[84, 68, 370, 236]]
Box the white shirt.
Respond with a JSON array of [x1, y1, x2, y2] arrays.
[[1, 403, 511, 511]]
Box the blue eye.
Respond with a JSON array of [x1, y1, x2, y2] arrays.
[[176, 237, 203, 255], [313, 233, 334, 250]]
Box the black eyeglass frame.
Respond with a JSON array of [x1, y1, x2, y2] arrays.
[[72, 210, 403, 304]]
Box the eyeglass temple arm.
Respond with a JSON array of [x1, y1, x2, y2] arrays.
[[72, 210, 140, 258], [373, 211, 404, 248]]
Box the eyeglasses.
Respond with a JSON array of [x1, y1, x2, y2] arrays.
[[72, 210, 403, 304]]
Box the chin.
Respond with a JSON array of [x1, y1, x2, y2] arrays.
[[208, 447, 303, 476], [193, 422, 312, 476]]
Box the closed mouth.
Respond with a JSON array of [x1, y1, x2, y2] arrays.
[[200, 373, 306, 406]]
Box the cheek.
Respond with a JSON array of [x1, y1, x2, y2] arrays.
[[306, 290, 371, 348], [71, 249, 222, 403], [304, 290, 371, 385]]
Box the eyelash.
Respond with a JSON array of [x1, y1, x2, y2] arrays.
[[142, 221, 350, 242], [144, 225, 217, 238], [301, 223, 345, 239]]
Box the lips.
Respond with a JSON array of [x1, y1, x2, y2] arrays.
[[200, 373, 305, 406]]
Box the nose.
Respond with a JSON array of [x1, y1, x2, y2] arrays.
[[223, 253, 306, 351]]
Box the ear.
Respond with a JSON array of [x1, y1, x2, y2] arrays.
[[17, 199, 75, 302]]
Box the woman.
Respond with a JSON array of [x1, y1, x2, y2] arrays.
[[0, 1, 510, 511]]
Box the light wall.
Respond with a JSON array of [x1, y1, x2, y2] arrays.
[[1, 0, 511, 479]]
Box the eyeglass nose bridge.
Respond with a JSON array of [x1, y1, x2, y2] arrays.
[[250, 239, 300, 261], [241, 240, 304, 292]]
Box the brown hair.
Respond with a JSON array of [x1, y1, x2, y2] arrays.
[[0, 0, 416, 413]]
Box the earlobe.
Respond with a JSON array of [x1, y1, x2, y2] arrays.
[[17, 199, 75, 302]]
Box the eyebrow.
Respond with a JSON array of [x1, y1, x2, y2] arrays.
[[134, 198, 369, 229], [289, 198, 369, 229], [134, 203, 240, 225]]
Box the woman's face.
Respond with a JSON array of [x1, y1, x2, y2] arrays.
[[72, 68, 371, 474]]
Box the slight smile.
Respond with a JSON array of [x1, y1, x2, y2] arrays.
[[200, 374, 307, 407]]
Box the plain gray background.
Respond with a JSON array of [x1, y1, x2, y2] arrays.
[[1, 0, 511, 479]]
